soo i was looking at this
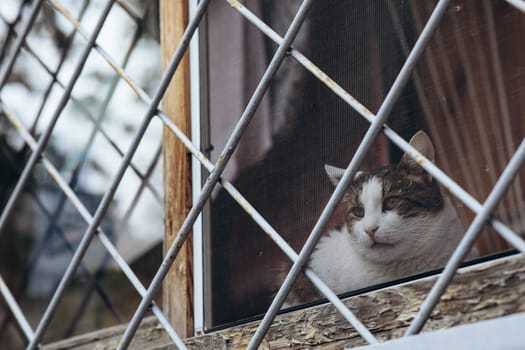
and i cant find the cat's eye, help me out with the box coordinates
[383,197,401,211]
[350,206,364,218]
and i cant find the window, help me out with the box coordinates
[0,0,524,348]
[194,0,525,334]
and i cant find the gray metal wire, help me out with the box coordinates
[1,2,120,336]
[0,275,34,341]
[29,0,89,134]
[0,0,523,349]
[0,0,181,345]
[0,0,45,89]
[23,0,209,345]
[232,0,525,257]
[0,0,116,237]
[231,0,524,346]
[117,0,314,347]
[24,0,162,202]
[247,0,454,347]
[405,139,525,335]
[3,88,171,347]
[505,0,525,12]
[1,0,364,348]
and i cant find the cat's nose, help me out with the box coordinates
[365,225,379,238]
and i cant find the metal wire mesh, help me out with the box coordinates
[0,0,168,347]
[0,0,524,349]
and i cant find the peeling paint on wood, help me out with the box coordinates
[44,255,525,349]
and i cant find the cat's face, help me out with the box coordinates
[342,167,443,263]
[326,131,445,263]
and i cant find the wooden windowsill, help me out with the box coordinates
[44,254,525,349]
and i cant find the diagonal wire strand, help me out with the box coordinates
[405,139,525,335]
[0,1,523,348]
[117,0,314,348]
[0,0,116,240]
[45,0,525,257]
[385,0,452,174]
[247,0,454,347]
[13,1,525,343]
[29,0,90,134]
[26,0,212,347]
[483,0,525,229]
[229,0,525,255]
[0,275,34,341]
[504,0,525,12]
[0,94,183,349]
[0,0,27,63]
[0,12,162,203]
[0,0,45,89]
[409,1,484,201]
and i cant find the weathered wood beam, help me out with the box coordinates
[43,254,525,349]
[160,0,193,338]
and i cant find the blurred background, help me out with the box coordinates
[0,0,164,347]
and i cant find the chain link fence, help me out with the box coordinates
[0,0,524,349]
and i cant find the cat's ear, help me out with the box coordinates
[325,164,363,186]
[398,131,435,181]
[325,164,345,186]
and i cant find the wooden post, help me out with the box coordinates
[160,0,193,338]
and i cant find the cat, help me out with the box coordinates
[284,131,477,305]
